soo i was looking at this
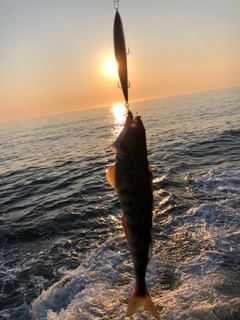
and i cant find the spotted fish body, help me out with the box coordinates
[107,111,161,319]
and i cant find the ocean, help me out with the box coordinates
[0,86,240,320]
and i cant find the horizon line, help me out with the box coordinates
[1,85,239,124]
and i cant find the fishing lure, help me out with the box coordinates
[113,1,130,109]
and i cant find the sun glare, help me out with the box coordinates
[112,103,126,137]
[105,58,118,75]
[112,103,126,124]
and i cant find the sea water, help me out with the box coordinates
[0,86,240,319]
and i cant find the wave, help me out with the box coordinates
[1,87,240,319]
[28,167,240,320]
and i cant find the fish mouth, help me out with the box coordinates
[127,111,141,121]
[112,109,143,156]
[127,111,133,120]
[127,111,141,128]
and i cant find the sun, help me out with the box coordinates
[105,57,118,75]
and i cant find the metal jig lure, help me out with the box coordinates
[113,1,130,110]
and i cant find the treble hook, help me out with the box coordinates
[117,81,130,89]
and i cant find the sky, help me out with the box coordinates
[0,0,240,122]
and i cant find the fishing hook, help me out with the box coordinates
[117,81,130,89]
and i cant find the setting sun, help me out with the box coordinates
[105,57,118,75]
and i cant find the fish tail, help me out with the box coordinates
[126,283,161,320]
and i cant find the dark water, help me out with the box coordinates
[0,87,240,319]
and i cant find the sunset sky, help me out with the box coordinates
[1,0,240,122]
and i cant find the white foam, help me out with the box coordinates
[31,232,240,319]
[186,167,240,199]
[31,236,131,319]
[31,167,240,319]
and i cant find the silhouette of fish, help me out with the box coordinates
[113,10,129,103]
[106,111,161,319]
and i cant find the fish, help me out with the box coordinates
[113,10,129,103]
[106,111,161,319]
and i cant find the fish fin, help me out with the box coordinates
[148,243,152,265]
[148,229,152,265]
[122,215,131,251]
[106,163,116,188]
[126,284,161,320]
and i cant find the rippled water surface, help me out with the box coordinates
[0,87,240,319]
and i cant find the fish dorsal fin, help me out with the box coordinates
[106,163,116,188]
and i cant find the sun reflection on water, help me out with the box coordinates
[112,103,126,124]
[112,103,127,137]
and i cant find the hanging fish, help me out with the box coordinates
[113,10,130,104]
[106,111,161,319]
